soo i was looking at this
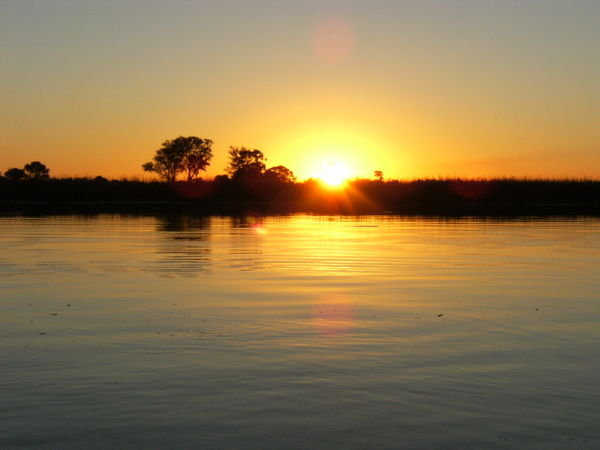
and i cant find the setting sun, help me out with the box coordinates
[316,161,352,187]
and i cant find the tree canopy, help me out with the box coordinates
[265,165,296,183]
[143,136,213,182]
[4,168,26,181]
[226,147,266,179]
[181,138,213,181]
[3,161,50,181]
[24,161,50,179]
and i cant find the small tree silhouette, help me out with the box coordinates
[181,138,213,181]
[24,161,50,179]
[374,170,384,182]
[143,136,212,182]
[4,168,27,181]
[265,165,296,183]
[226,147,266,178]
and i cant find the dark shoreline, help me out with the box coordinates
[2,178,600,217]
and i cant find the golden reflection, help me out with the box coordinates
[151,215,212,277]
[253,224,268,235]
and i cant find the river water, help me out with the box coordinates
[1,214,599,449]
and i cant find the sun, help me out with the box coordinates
[316,161,352,187]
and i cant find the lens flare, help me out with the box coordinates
[312,295,355,337]
[312,16,354,64]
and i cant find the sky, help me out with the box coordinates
[1,0,599,180]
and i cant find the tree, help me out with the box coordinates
[4,168,26,181]
[226,147,266,178]
[374,170,384,182]
[24,161,50,179]
[181,138,213,181]
[265,165,296,183]
[143,136,212,182]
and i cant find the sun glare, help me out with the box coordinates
[317,161,351,187]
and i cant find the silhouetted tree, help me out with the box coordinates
[226,147,266,178]
[24,161,50,179]
[374,170,384,182]
[4,168,26,181]
[181,138,213,181]
[143,136,212,182]
[265,165,296,183]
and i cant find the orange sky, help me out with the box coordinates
[1,1,599,180]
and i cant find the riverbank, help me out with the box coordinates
[2,178,599,216]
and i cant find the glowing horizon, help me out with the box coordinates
[2,1,600,180]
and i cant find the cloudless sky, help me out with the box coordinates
[1,0,599,179]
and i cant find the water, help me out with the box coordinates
[1,214,599,449]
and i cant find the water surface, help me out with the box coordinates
[1,215,599,449]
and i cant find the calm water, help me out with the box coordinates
[1,214,599,449]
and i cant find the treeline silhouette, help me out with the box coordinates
[2,137,600,215]
[2,176,600,215]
